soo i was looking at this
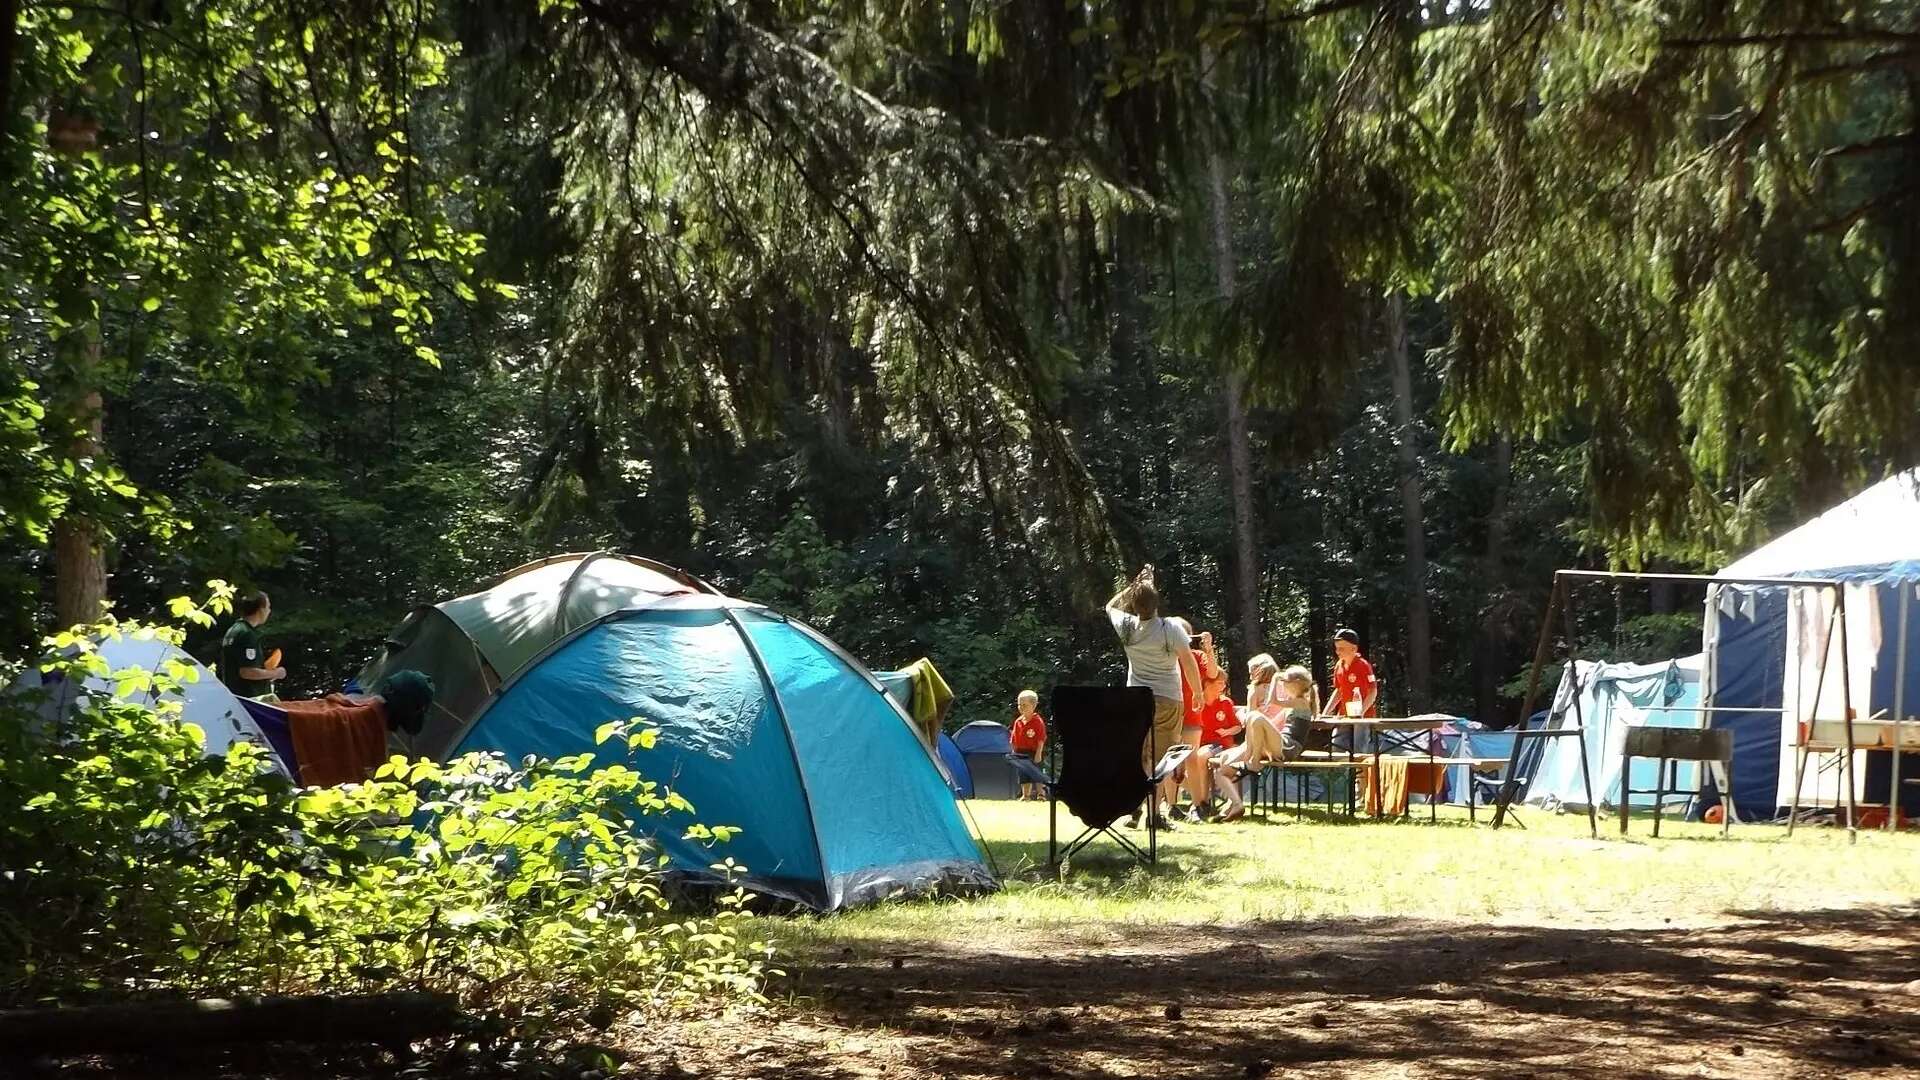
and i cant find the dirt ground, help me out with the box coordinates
[622,907,1920,1080]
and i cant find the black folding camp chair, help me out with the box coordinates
[1046,686,1189,866]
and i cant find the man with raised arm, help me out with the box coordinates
[1106,565,1203,830]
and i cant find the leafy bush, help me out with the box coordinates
[0,616,772,1033]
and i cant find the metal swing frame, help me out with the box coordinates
[1489,569,1863,843]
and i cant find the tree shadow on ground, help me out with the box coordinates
[669,905,1920,1080]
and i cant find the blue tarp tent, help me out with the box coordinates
[1705,470,1920,819]
[453,593,996,911]
[1523,656,1707,811]
[951,720,1020,799]
[1439,722,1518,806]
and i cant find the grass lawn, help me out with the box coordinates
[637,799,1920,1080]
[778,799,1920,953]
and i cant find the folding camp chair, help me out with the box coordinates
[1047,686,1189,866]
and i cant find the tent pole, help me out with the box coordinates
[1562,580,1599,839]
[1894,583,1910,833]
[1836,585,1859,844]
[1493,574,1562,828]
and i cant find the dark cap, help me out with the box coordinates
[1333,628,1360,645]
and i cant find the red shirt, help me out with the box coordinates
[1184,650,1224,726]
[1010,713,1047,751]
[1196,698,1238,748]
[1329,655,1379,718]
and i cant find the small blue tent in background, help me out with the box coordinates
[951,720,1021,799]
[453,593,995,911]
[1704,470,1920,820]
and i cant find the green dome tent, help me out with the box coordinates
[358,552,718,758]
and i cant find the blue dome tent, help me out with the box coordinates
[449,592,995,911]
[951,720,1021,799]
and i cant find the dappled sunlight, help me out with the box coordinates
[674,802,1920,1080]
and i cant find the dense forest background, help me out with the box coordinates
[6,1,1917,729]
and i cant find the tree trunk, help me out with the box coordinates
[1385,291,1430,712]
[49,109,108,628]
[1205,107,1263,674]
[0,0,20,143]
[0,993,464,1056]
[1649,576,1675,615]
[1474,435,1514,723]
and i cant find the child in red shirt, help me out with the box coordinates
[1180,631,1241,820]
[1010,689,1048,800]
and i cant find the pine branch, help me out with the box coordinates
[1817,130,1915,162]
[1811,186,1920,234]
[1796,49,1920,82]
[1663,27,1920,49]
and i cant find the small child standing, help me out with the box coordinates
[1010,689,1048,800]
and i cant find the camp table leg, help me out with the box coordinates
[1429,742,1438,824]
[1620,773,1631,835]
[1372,739,1383,818]
[1787,742,1811,835]
[1652,757,1668,838]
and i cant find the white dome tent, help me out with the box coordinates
[8,632,292,777]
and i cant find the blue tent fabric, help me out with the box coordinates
[1709,572,1920,817]
[1704,587,1791,818]
[239,698,301,780]
[951,721,1019,799]
[1706,468,1920,819]
[952,720,1012,755]
[875,670,913,714]
[936,732,972,798]
[1440,723,1517,805]
[1525,656,1707,810]
[455,600,995,911]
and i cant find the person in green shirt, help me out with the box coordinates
[218,591,286,699]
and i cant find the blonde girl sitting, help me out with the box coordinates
[1210,659,1317,820]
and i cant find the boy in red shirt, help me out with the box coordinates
[1010,689,1048,800]
[1323,627,1379,752]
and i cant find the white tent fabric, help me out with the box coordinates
[1721,468,1920,577]
[436,553,705,680]
[1778,585,1882,807]
[8,634,289,776]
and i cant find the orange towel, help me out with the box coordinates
[283,694,391,787]
[1362,758,1445,816]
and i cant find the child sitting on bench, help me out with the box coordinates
[1210,659,1317,820]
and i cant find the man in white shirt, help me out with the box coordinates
[1106,565,1203,829]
